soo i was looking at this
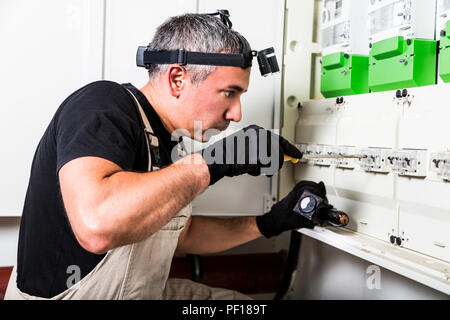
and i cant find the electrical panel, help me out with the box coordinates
[320,0,369,98]
[294,82,450,263]
[285,0,450,296]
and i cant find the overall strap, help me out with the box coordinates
[124,88,160,171]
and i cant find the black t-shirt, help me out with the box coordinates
[16,80,178,298]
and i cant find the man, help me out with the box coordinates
[5,12,327,300]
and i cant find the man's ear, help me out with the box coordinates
[168,64,188,98]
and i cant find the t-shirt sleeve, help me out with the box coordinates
[55,100,139,173]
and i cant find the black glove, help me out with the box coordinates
[256,180,327,238]
[200,125,303,185]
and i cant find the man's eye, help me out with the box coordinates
[224,91,234,97]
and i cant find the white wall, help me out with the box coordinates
[0,0,104,218]
[0,0,104,266]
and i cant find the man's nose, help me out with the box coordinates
[226,99,242,122]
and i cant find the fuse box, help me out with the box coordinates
[368,36,437,92]
[319,0,369,98]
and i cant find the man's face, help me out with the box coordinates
[178,66,251,141]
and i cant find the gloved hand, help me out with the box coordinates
[200,125,302,185]
[256,180,327,238]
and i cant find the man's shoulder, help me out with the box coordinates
[84,80,124,89]
[54,80,141,133]
[60,80,134,112]
[76,80,128,99]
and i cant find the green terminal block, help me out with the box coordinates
[320,52,369,98]
[439,20,450,82]
[368,36,437,92]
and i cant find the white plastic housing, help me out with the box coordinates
[354,147,391,173]
[367,0,436,43]
[437,0,450,38]
[429,152,450,181]
[320,0,370,55]
[385,149,428,177]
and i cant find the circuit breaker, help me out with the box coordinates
[320,0,369,98]
[321,52,369,97]
[367,0,437,92]
[368,36,437,92]
[429,152,450,181]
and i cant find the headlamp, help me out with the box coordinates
[136,10,280,77]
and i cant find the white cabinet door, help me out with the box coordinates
[0,0,104,216]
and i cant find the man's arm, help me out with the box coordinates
[175,180,330,255]
[175,216,263,256]
[58,153,209,254]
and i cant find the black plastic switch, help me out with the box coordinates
[390,235,396,244]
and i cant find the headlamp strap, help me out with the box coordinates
[141,48,253,68]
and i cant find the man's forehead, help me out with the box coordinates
[206,66,251,88]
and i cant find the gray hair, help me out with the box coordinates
[147,13,248,86]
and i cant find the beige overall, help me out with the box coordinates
[5,89,250,300]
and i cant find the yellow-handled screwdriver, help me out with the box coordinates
[284,154,368,163]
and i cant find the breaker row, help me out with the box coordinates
[296,143,450,180]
